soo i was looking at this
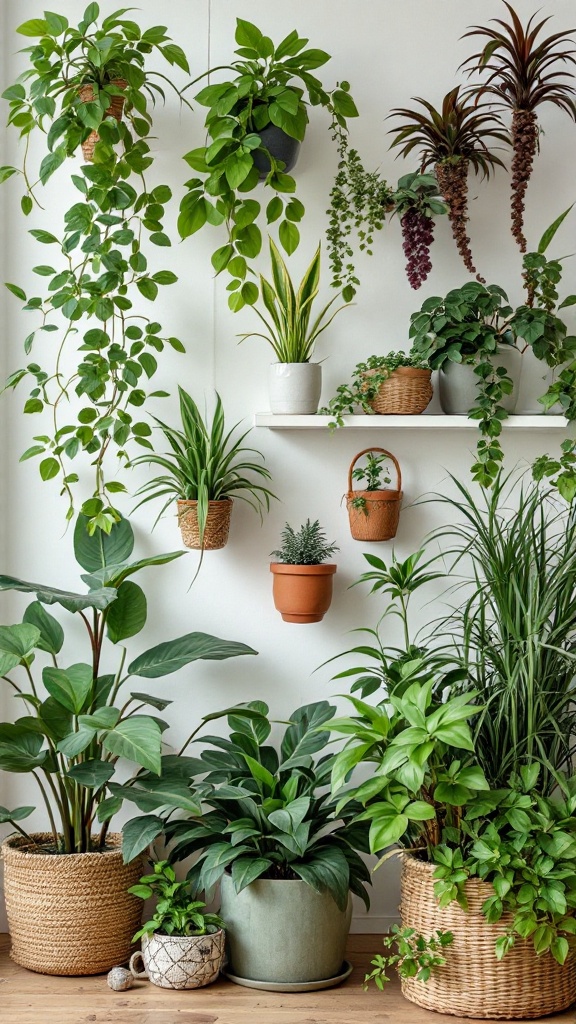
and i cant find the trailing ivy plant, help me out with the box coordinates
[0,5,191,532]
[319,349,429,428]
[177,18,358,312]
[363,926,454,991]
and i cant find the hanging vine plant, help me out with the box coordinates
[0,5,191,533]
[462,2,576,252]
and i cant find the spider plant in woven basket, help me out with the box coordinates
[388,86,508,279]
[237,238,350,362]
[132,388,276,549]
[462,2,576,252]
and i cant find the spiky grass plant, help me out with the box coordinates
[463,3,576,252]
[271,519,338,565]
[389,86,507,278]
[427,472,576,795]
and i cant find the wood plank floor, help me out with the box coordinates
[0,934,574,1024]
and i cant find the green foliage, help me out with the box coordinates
[179,19,357,310]
[363,925,454,990]
[132,389,275,548]
[319,350,429,427]
[129,860,225,940]
[0,515,256,854]
[237,239,349,362]
[1,5,189,531]
[271,519,338,565]
[351,453,392,493]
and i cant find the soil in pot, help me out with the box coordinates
[270,562,336,623]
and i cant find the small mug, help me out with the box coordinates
[129,950,149,980]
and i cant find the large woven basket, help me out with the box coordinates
[346,447,403,542]
[366,366,432,415]
[400,855,576,1019]
[2,833,142,976]
[177,498,233,550]
[79,79,127,161]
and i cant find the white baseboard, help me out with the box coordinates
[351,913,399,934]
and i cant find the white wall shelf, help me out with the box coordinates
[254,413,569,430]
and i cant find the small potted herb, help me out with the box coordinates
[129,861,225,990]
[320,350,431,427]
[238,239,350,414]
[270,519,338,623]
[346,448,403,542]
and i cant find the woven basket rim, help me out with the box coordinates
[364,365,432,378]
[2,831,124,861]
[177,496,233,505]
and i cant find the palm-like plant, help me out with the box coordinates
[389,86,507,277]
[132,389,275,547]
[462,2,576,251]
[238,239,349,362]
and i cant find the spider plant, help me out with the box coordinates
[237,238,350,363]
[462,2,576,251]
[388,86,507,277]
[426,471,576,795]
[132,388,276,548]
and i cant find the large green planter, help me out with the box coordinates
[219,874,352,985]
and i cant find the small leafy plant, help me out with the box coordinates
[363,925,454,990]
[320,350,429,428]
[129,860,225,940]
[350,453,392,514]
[271,519,339,564]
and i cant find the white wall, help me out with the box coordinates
[1,0,575,935]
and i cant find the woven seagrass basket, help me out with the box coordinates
[400,855,576,1019]
[79,79,127,161]
[346,448,403,542]
[177,498,233,550]
[366,366,432,415]
[2,833,142,976]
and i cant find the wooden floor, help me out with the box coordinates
[1,933,574,1024]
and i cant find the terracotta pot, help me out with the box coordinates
[2,833,142,976]
[270,562,336,623]
[177,498,232,550]
[129,929,225,989]
[346,448,403,542]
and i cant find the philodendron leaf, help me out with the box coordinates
[231,856,273,892]
[0,724,47,772]
[0,804,35,823]
[66,759,114,789]
[128,633,257,678]
[0,623,41,674]
[23,602,63,655]
[74,513,134,572]
[103,716,162,774]
[106,580,147,643]
[122,814,164,863]
[0,574,117,613]
[110,778,202,815]
[81,551,185,590]
[57,724,97,758]
[43,663,93,715]
[292,846,350,911]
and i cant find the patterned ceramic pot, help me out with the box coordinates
[130,929,225,990]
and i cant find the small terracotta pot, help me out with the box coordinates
[270,563,336,623]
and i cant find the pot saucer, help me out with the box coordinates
[221,959,353,992]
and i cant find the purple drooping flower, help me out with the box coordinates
[400,207,434,289]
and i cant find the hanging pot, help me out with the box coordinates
[365,366,433,415]
[252,125,301,179]
[346,447,403,542]
[177,498,232,550]
[268,362,322,414]
[78,79,127,162]
[270,562,336,623]
[129,929,225,989]
[439,345,521,416]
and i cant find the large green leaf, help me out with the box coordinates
[0,724,47,772]
[231,856,273,892]
[81,551,185,590]
[110,778,202,815]
[0,804,35,823]
[122,814,164,863]
[292,846,350,911]
[103,716,162,773]
[128,633,257,678]
[0,574,117,613]
[57,724,96,758]
[43,663,93,715]
[106,580,147,643]
[66,759,114,789]
[23,602,64,655]
[130,692,173,712]
[74,513,134,572]
[281,701,334,765]
[38,697,72,741]
[0,624,41,675]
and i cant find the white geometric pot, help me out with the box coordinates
[439,345,521,416]
[268,362,322,414]
[129,929,225,989]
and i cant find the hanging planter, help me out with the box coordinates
[177,498,233,551]
[252,124,301,179]
[346,448,403,542]
[79,79,127,161]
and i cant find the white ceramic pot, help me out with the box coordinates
[268,362,322,414]
[130,929,225,989]
[516,348,564,415]
[439,345,521,416]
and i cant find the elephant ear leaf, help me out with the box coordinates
[74,513,134,572]
[23,602,64,655]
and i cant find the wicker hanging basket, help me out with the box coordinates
[177,498,233,550]
[2,833,142,976]
[346,447,403,542]
[79,79,127,162]
[400,855,576,1019]
[365,366,433,415]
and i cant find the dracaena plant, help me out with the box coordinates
[388,86,508,278]
[178,18,358,312]
[0,4,191,533]
[120,701,372,911]
[0,514,255,856]
[462,2,576,251]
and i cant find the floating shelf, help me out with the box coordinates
[254,413,569,430]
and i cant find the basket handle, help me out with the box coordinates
[347,447,402,493]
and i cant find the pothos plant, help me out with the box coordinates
[178,18,358,312]
[0,5,192,532]
[320,349,429,428]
